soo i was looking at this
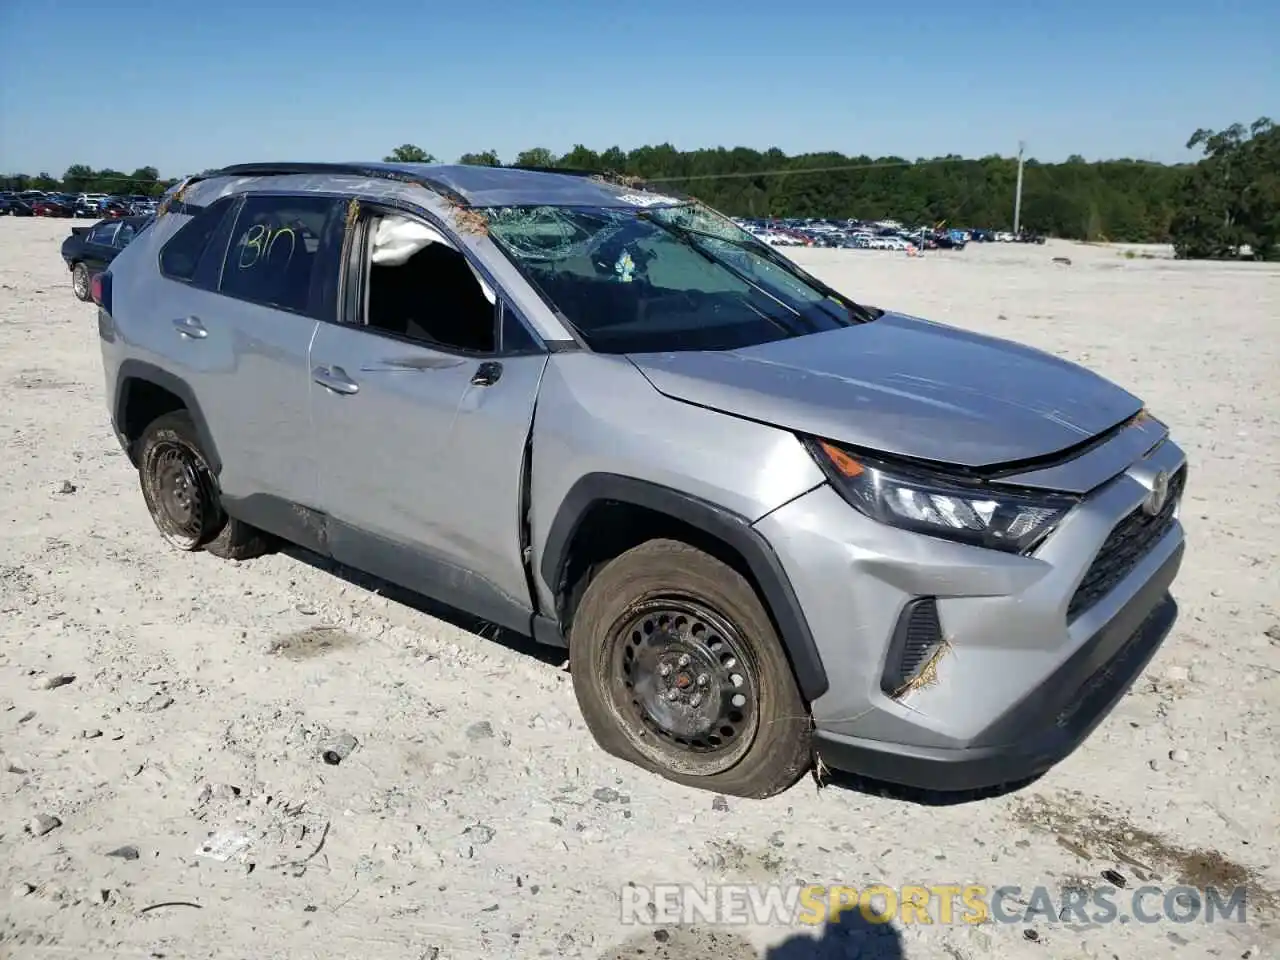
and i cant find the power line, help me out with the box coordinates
[3,175,176,186]
[645,156,993,184]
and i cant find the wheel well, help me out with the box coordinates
[120,378,186,460]
[556,501,760,639]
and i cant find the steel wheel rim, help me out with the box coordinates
[605,597,760,775]
[150,442,208,542]
[73,267,88,298]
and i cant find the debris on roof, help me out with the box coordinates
[589,170,648,190]
[446,199,490,236]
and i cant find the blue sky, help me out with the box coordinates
[1,0,1276,178]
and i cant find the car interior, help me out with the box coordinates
[362,214,497,354]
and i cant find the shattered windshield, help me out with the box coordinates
[485,203,868,353]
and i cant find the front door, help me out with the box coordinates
[308,207,548,632]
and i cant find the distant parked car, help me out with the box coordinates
[100,199,134,219]
[61,215,151,301]
[0,194,35,216]
[32,197,74,217]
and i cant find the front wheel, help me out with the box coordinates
[569,539,811,798]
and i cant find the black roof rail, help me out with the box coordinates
[193,162,471,206]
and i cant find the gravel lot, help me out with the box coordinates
[1,216,1277,960]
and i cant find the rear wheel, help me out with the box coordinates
[71,263,90,301]
[569,539,811,798]
[136,411,274,559]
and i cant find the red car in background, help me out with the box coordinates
[100,199,134,219]
[32,197,74,217]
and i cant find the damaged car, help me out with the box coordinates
[92,162,1187,798]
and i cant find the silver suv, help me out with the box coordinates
[93,163,1187,799]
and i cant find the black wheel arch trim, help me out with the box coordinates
[541,473,830,701]
[113,360,222,475]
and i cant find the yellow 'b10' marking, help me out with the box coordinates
[238,224,296,269]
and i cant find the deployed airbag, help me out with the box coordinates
[370,214,495,304]
[372,215,451,265]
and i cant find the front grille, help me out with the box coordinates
[1067,467,1184,622]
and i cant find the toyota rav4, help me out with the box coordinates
[92,162,1187,798]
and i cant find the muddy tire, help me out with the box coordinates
[136,411,273,559]
[203,516,275,560]
[71,263,90,302]
[569,538,811,798]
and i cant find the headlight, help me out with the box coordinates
[803,438,1077,554]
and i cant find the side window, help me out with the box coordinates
[116,223,137,247]
[219,194,340,316]
[360,211,498,353]
[89,223,119,246]
[159,196,237,282]
[500,303,543,354]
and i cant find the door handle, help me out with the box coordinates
[471,361,503,386]
[173,316,207,339]
[312,365,359,395]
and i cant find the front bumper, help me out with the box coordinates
[754,437,1186,791]
[811,549,1179,790]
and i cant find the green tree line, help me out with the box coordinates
[1,164,171,198]
[1168,118,1278,260]
[4,119,1274,258]
[384,142,1189,242]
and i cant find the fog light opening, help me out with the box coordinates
[882,596,952,699]
[889,637,952,700]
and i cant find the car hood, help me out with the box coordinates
[626,312,1143,470]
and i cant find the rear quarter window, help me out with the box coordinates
[158,196,238,283]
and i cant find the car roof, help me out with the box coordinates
[205,161,688,209]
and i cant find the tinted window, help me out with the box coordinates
[88,223,119,246]
[159,197,236,282]
[219,195,339,316]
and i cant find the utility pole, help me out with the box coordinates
[1013,140,1025,235]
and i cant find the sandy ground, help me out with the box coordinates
[1,216,1277,960]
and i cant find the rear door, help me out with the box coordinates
[204,193,344,513]
[147,192,343,516]
[307,206,548,631]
